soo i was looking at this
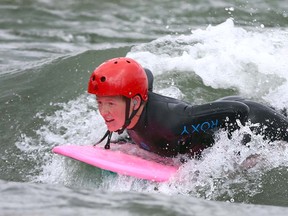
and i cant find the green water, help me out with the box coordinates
[1,0,288,215]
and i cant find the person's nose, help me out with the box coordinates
[99,104,110,116]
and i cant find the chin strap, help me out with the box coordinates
[93,130,112,149]
[94,97,142,149]
[116,98,140,134]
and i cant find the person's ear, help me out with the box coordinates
[132,96,141,110]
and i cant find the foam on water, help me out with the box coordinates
[16,93,288,203]
[15,20,288,203]
[98,127,288,202]
[15,94,106,184]
[128,19,288,109]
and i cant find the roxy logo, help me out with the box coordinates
[181,119,219,135]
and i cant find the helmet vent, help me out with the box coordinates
[114,61,118,64]
[126,60,131,63]
[92,75,95,81]
[100,76,106,82]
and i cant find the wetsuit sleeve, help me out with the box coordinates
[217,96,288,142]
[171,100,249,127]
[170,100,250,155]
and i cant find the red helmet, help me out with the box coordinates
[88,57,148,101]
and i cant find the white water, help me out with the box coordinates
[15,19,288,202]
[128,19,288,109]
[24,93,288,201]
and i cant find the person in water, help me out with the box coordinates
[88,57,288,158]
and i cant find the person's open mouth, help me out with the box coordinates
[105,119,114,123]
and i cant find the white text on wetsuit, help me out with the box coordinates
[181,119,219,135]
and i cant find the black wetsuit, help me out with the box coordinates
[127,92,288,157]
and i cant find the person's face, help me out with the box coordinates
[96,96,126,132]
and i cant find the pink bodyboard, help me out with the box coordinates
[52,145,179,182]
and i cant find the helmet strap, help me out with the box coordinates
[93,129,112,149]
[117,97,141,134]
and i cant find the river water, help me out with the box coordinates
[1,0,288,215]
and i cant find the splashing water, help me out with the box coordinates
[128,19,288,108]
[14,20,288,204]
[14,92,288,204]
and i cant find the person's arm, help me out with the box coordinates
[170,100,250,156]
[179,100,250,129]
